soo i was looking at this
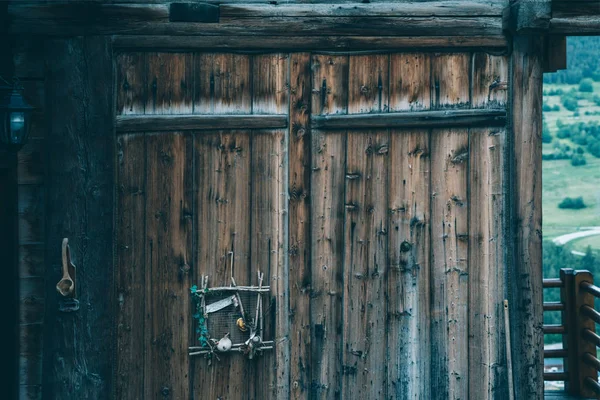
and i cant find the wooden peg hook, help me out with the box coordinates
[56,238,76,297]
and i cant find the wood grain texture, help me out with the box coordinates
[430,128,469,400]
[288,52,312,400]
[387,129,431,400]
[432,54,471,109]
[389,54,431,112]
[116,52,146,115]
[468,127,508,400]
[311,54,349,116]
[116,134,146,400]
[144,133,192,399]
[114,35,508,52]
[116,114,288,133]
[192,131,252,400]
[509,35,544,400]
[347,54,389,114]
[146,53,193,114]
[471,54,508,109]
[43,36,114,400]
[341,130,388,400]
[253,54,289,114]
[194,53,251,114]
[251,130,288,399]
[310,129,346,400]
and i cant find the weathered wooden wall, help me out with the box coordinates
[115,51,509,399]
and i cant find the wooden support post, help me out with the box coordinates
[43,37,115,399]
[508,34,545,400]
[543,36,567,73]
[561,269,578,391]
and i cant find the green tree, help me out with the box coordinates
[579,78,594,93]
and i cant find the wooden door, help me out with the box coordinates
[115,51,509,400]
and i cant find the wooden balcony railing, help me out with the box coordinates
[543,269,600,398]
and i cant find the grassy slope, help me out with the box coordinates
[543,82,600,252]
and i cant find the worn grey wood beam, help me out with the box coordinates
[549,17,600,35]
[552,0,600,18]
[8,3,504,37]
[311,109,506,130]
[503,0,551,34]
[115,114,288,133]
[219,2,504,18]
[113,34,508,51]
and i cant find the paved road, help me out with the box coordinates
[552,227,600,246]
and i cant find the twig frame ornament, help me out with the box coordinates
[189,260,272,364]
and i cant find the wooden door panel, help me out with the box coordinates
[115,51,508,400]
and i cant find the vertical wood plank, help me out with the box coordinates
[389,54,431,112]
[193,53,251,114]
[43,36,114,400]
[253,54,289,114]
[387,129,431,400]
[430,128,469,400]
[289,52,312,400]
[251,130,288,399]
[341,130,388,400]
[472,54,508,109]
[347,54,389,114]
[509,36,544,400]
[116,52,146,115]
[432,54,471,109]
[144,133,192,400]
[192,131,252,400]
[311,54,348,115]
[310,129,345,400]
[468,127,508,400]
[146,53,193,114]
[116,134,146,400]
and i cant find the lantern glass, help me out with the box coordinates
[0,87,34,149]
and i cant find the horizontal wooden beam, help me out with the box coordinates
[113,34,508,51]
[8,3,505,37]
[550,17,600,35]
[311,109,506,130]
[116,114,288,133]
[219,2,503,18]
[552,0,600,19]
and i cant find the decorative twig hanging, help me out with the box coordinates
[189,253,272,363]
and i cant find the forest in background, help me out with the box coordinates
[543,37,600,335]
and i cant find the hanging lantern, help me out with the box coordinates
[0,79,34,150]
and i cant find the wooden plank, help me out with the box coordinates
[43,37,114,400]
[8,4,505,37]
[432,54,471,109]
[20,278,44,325]
[387,129,431,400]
[288,52,311,400]
[220,3,504,18]
[311,54,348,115]
[310,130,345,400]
[192,131,252,400]
[145,53,193,114]
[144,133,192,399]
[430,128,469,400]
[18,138,44,185]
[116,114,288,133]
[468,127,508,400]
[552,0,600,18]
[471,54,508,109]
[543,36,567,73]
[312,109,506,130]
[389,54,431,112]
[19,355,42,386]
[509,35,544,400]
[116,134,146,400]
[113,35,509,51]
[193,53,251,114]
[17,184,44,246]
[13,38,45,79]
[549,17,600,35]
[347,54,389,114]
[19,244,45,278]
[341,129,388,400]
[253,54,289,114]
[116,52,146,115]
[251,130,288,399]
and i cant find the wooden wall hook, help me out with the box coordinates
[56,238,76,297]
